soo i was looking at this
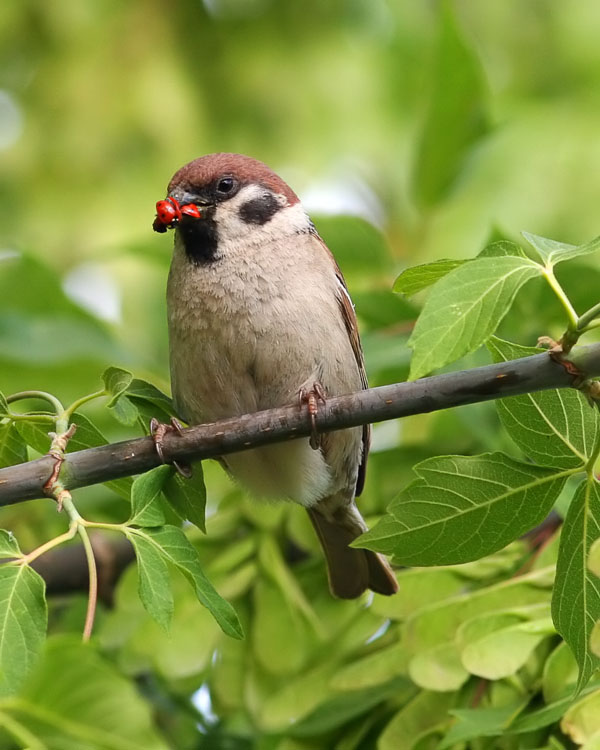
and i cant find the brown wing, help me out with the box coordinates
[315,234,370,497]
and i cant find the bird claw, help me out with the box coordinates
[299,382,327,450]
[149,417,193,478]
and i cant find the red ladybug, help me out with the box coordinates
[153,197,181,233]
[180,204,202,219]
[153,197,202,232]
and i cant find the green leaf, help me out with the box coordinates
[14,419,53,454]
[0,253,124,366]
[256,662,338,732]
[211,630,246,712]
[543,642,579,703]
[392,243,527,300]
[456,611,523,651]
[215,561,257,601]
[411,3,490,208]
[16,412,132,500]
[488,337,598,468]
[478,240,528,259]
[144,593,222,681]
[0,711,45,750]
[589,538,600,578]
[328,709,382,750]
[460,617,555,679]
[521,232,574,264]
[0,422,27,468]
[408,256,541,379]
[133,401,174,437]
[408,641,469,691]
[102,366,134,406]
[0,391,8,417]
[13,635,168,748]
[313,215,391,276]
[129,533,173,630]
[438,701,530,749]
[289,677,412,738]
[552,477,600,691]
[510,682,600,733]
[353,289,417,328]
[126,378,174,415]
[354,453,567,565]
[0,564,47,696]
[378,690,456,750]
[0,530,22,559]
[109,394,139,426]
[523,231,600,267]
[133,526,243,639]
[162,468,206,532]
[592,621,600,658]
[393,260,464,297]
[99,565,221,680]
[68,412,118,456]
[403,567,553,656]
[561,688,600,744]
[370,568,464,621]
[129,466,169,526]
[448,541,527,580]
[252,578,311,675]
[257,535,321,633]
[330,641,409,690]
[362,330,412,382]
[103,366,139,426]
[209,535,256,576]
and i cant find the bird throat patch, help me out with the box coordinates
[178,214,219,264]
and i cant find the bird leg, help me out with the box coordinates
[298,382,327,450]
[149,417,193,478]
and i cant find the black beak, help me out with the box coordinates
[168,189,212,207]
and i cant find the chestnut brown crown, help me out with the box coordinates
[167,153,299,206]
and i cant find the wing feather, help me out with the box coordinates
[315,233,370,497]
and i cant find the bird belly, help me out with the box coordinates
[167,239,362,507]
[170,325,339,504]
[223,441,333,507]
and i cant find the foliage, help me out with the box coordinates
[3,1,600,748]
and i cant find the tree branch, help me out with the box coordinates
[2,345,600,507]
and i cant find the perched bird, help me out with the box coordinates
[154,153,397,599]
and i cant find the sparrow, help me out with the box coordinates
[155,152,398,599]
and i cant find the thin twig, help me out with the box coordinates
[20,528,77,565]
[58,496,98,640]
[77,524,98,642]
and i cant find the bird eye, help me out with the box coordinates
[216,177,236,195]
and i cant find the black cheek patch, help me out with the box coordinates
[179,215,219,264]
[239,193,281,225]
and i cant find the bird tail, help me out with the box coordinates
[307,504,398,599]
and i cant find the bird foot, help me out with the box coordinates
[149,417,193,478]
[299,382,327,450]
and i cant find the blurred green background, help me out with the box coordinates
[2,1,600,747]
[4,0,600,400]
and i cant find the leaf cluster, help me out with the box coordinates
[4,2,600,747]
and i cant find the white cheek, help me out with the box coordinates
[214,185,311,246]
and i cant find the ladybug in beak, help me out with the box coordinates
[153,197,202,233]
